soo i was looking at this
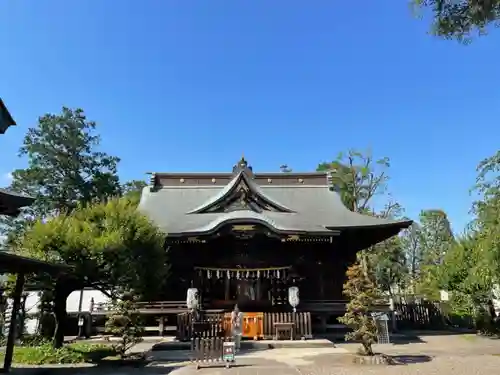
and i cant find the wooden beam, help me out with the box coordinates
[2,272,25,373]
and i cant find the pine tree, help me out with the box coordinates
[339,262,380,356]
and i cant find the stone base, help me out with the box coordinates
[351,354,395,365]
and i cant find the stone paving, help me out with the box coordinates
[8,333,500,375]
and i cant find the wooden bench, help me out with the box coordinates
[273,322,295,340]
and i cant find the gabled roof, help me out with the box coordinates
[187,170,295,214]
[138,159,412,237]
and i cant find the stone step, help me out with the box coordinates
[151,338,336,351]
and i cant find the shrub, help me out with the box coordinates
[105,291,144,358]
[0,343,114,365]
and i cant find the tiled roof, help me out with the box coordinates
[138,170,411,236]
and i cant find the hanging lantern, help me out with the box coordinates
[186,288,199,310]
[288,286,300,312]
[257,270,260,278]
[216,269,220,279]
[227,270,230,279]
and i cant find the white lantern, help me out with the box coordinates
[186,288,199,310]
[288,286,300,312]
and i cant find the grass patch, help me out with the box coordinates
[0,342,116,365]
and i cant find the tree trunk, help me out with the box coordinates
[52,283,72,349]
[362,341,374,356]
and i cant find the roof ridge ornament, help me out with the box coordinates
[232,155,253,177]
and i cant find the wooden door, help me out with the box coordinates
[242,312,264,340]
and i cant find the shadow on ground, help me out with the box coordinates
[391,354,433,365]
[388,333,426,345]
[398,329,476,337]
[11,366,182,375]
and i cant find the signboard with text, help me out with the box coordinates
[223,341,235,362]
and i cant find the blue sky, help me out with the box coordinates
[0,0,498,233]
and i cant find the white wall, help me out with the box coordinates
[22,289,111,334]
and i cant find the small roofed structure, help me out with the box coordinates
[138,157,412,338]
[0,253,69,373]
[0,188,34,217]
[0,102,71,373]
[0,99,16,134]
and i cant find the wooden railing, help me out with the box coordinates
[300,300,390,313]
[176,311,312,341]
[300,300,348,312]
[90,300,187,314]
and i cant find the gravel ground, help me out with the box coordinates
[296,333,500,375]
[7,333,500,375]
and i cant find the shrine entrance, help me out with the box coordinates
[196,266,292,311]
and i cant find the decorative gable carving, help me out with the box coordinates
[202,179,284,213]
[186,157,296,215]
[191,173,293,214]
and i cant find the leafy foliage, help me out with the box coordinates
[317,149,390,213]
[105,291,144,358]
[121,179,148,206]
[339,262,380,356]
[414,0,500,41]
[416,209,455,298]
[318,150,409,295]
[0,107,122,250]
[11,107,121,215]
[12,197,168,347]
[16,198,168,299]
[0,342,115,365]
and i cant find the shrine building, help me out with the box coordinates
[137,157,411,338]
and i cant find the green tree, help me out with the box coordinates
[368,204,409,296]
[317,149,390,213]
[121,179,147,205]
[339,262,380,356]
[417,209,455,298]
[473,150,500,276]
[1,107,122,250]
[318,150,409,294]
[11,107,121,215]
[400,222,424,292]
[13,198,168,348]
[414,0,500,40]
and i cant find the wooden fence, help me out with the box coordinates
[263,312,312,339]
[177,311,312,340]
[393,301,449,330]
[190,337,227,367]
[176,311,225,341]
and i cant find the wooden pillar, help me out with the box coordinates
[158,316,165,336]
[256,277,261,301]
[318,261,325,299]
[225,277,230,301]
[2,272,25,373]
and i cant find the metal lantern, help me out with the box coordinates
[186,288,199,310]
[288,286,300,312]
